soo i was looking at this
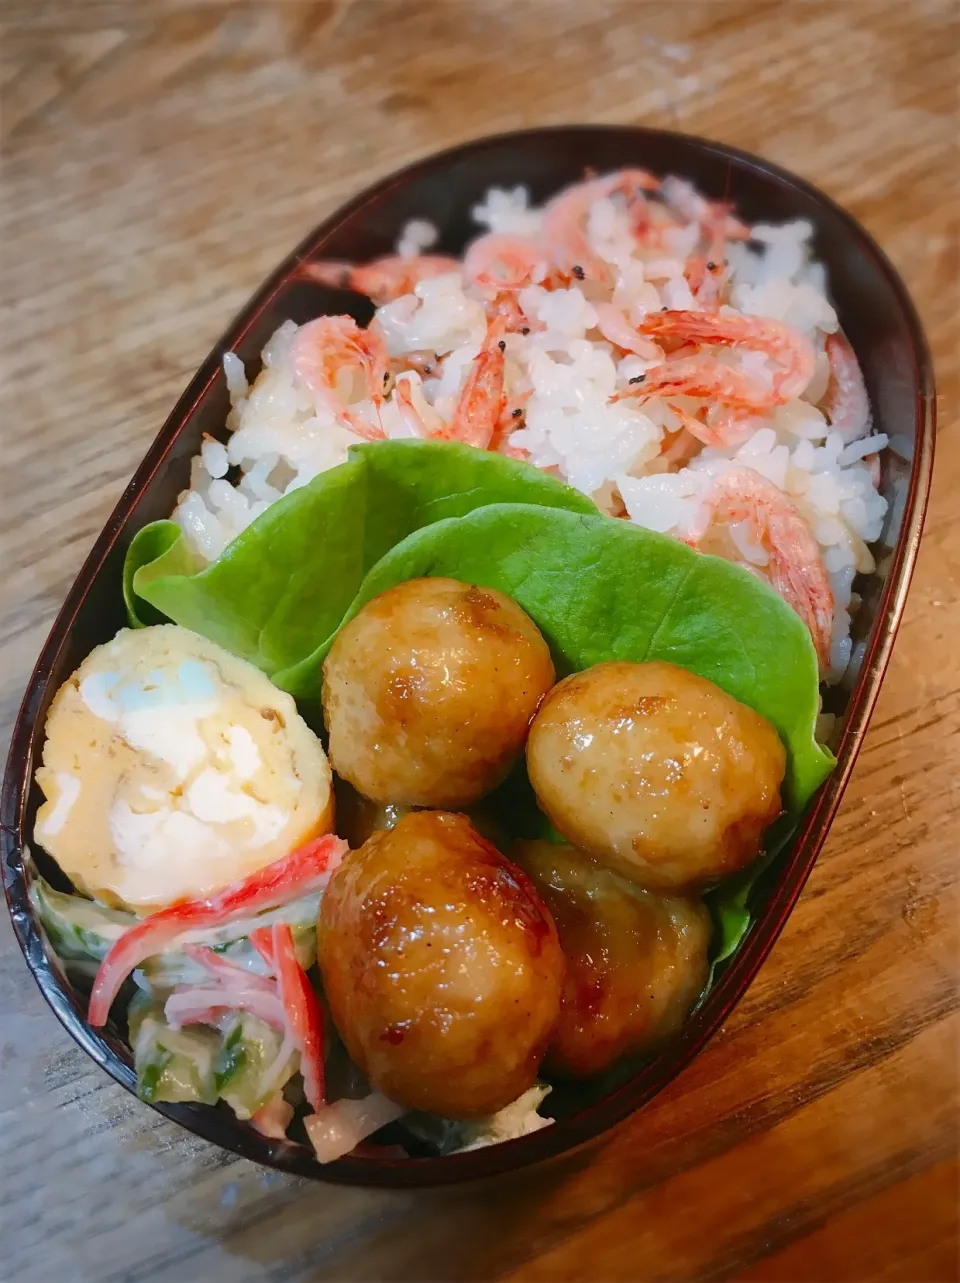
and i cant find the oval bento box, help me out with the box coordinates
[1,127,936,1187]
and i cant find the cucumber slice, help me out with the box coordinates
[128,994,219,1105]
[30,877,134,961]
[213,1011,297,1120]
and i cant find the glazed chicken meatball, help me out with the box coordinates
[322,577,554,808]
[514,841,711,1078]
[317,811,564,1118]
[526,660,785,890]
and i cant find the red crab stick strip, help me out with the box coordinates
[88,834,347,1027]
[251,922,327,1111]
[184,944,279,992]
[164,945,288,1029]
[249,926,276,968]
[164,985,287,1032]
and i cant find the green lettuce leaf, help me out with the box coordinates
[123,520,199,627]
[125,440,595,695]
[700,815,800,990]
[333,504,834,808]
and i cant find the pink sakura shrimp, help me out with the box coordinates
[392,373,446,437]
[543,168,662,284]
[700,201,750,270]
[687,466,834,665]
[593,302,664,362]
[657,425,703,470]
[640,309,817,403]
[682,206,745,307]
[433,316,508,449]
[463,233,548,333]
[616,352,790,451]
[490,291,532,332]
[291,315,389,441]
[397,315,510,451]
[300,254,461,305]
[821,332,871,443]
[388,322,519,451]
[396,351,441,379]
[463,232,546,294]
[615,354,779,448]
[678,201,746,307]
[496,438,529,462]
[683,256,725,308]
[490,389,531,460]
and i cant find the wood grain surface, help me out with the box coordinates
[1,2,957,1280]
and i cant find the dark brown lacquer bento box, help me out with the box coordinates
[1,127,935,1187]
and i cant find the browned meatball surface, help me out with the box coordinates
[317,811,564,1118]
[322,577,555,808]
[526,660,786,890]
[515,841,711,1078]
[332,776,409,851]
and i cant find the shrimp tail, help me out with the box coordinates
[821,332,871,443]
[689,466,834,665]
[299,261,357,290]
[593,303,664,361]
[342,412,386,442]
[393,374,446,437]
[437,318,507,449]
[300,255,460,305]
[292,314,389,439]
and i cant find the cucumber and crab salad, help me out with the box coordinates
[128,994,221,1106]
[30,875,319,984]
[129,996,299,1118]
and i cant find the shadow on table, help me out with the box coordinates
[161,1133,606,1282]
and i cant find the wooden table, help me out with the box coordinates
[2,2,957,1279]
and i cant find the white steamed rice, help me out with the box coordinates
[172,177,889,684]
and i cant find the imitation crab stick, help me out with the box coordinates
[251,922,327,1110]
[164,985,287,1033]
[88,834,346,1027]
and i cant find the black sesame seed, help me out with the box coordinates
[521,326,531,335]
[661,305,668,311]
[572,264,585,280]
[497,339,506,351]
[512,407,523,418]
[706,261,717,271]
[629,374,646,385]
